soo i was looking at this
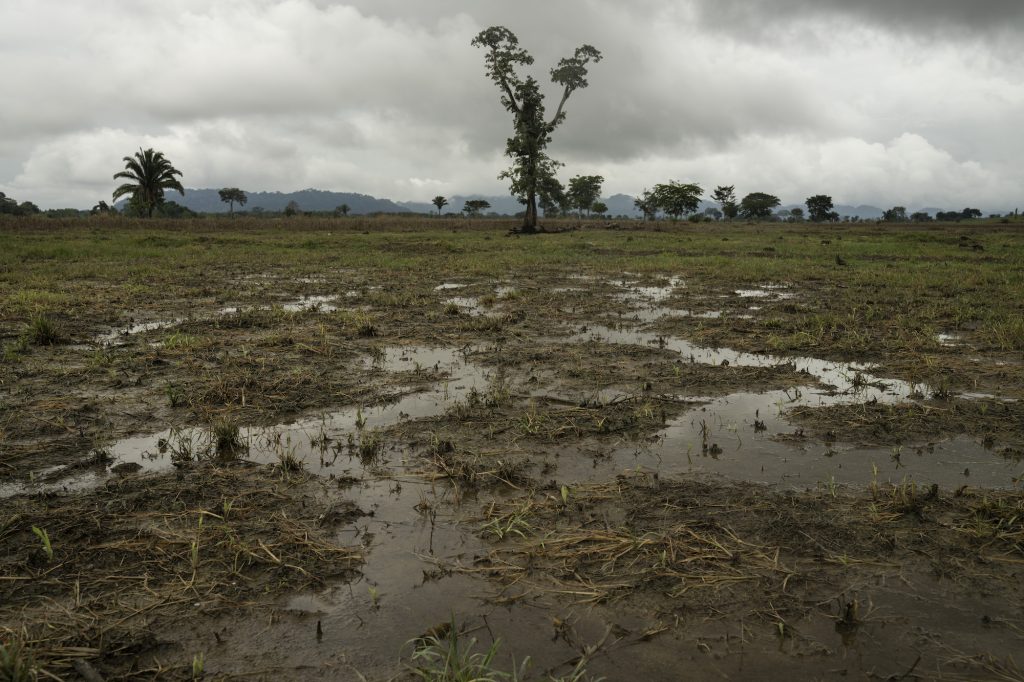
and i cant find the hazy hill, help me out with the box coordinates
[153,188,411,214]
[398,195,524,215]
[128,187,1002,220]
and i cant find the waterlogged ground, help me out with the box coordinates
[1,218,1023,680]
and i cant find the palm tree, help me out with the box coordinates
[432,195,448,216]
[112,148,185,218]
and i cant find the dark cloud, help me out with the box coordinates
[1,0,1021,210]
[690,0,1024,42]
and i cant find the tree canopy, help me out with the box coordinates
[432,196,449,215]
[567,175,604,216]
[472,26,601,232]
[805,195,834,222]
[739,192,781,219]
[218,188,247,214]
[652,181,703,219]
[634,189,658,221]
[883,206,908,222]
[711,185,738,220]
[0,192,41,216]
[112,148,184,218]
[462,199,492,217]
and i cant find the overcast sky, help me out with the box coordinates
[2,0,1022,210]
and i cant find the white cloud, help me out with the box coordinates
[594,133,1014,209]
[1,0,1022,210]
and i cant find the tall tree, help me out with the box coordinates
[218,187,247,214]
[462,199,491,217]
[335,203,350,217]
[567,175,604,216]
[112,148,184,218]
[711,185,738,220]
[634,189,658,221]
[805,194,834,222]
[432,195,449,216]
[537,175,566,217]
[472,27,601,233]
[652,181,703,219]
[739,192,781,219]
[883,206,908,222]
[591,201,608,217]
[0,192,18,214]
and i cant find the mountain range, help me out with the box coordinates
[156,188,1002,220]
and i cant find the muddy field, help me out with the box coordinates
[1,216,1023,680]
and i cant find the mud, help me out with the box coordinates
[2,222,1022,680]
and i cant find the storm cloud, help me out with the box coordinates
[1,0,1021,210]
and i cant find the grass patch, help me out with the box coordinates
[25,314,61,346]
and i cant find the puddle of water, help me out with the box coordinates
[619,308,722,324]
[2,346,492,499]
[937,332,963,347]
[281,295,338,312]
[35,348,490,489]
[562,319,1021,489]
[570,323,909,399]
[612,276,684,305]
[434,283,466,291]
[556,393,1019,490]
[96,293,341,345]
[443,296,487,316]
[735,286,794,300]
[95,319,184,346]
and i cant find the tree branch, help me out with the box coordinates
[493,56,521,114]
[547,85,572,130]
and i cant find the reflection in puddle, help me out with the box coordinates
[563,277,1022,489]
[1,347,491,498]
[612,276,684,304]
[78,348,486,481]
[282,294,338,312]
[444,296,487,316]
[621,308,721,323]
[96,319,184,346]
[735,285,794,300]
[96,294,341,345]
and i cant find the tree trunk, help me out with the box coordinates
[521,192,538,233]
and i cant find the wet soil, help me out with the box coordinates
[1,220,1022,680]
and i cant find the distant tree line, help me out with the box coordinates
[0,141,1014,224]
[0,192,41,216]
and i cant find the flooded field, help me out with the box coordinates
[1,217,1022,680]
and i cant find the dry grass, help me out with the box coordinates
[467,472,1024,613]
[0,466,362,679]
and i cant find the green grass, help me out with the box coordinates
[25,314,61,345]
[0,638,36,682]
[2,216,1021,358]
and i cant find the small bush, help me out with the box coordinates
[26,314,61,345]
